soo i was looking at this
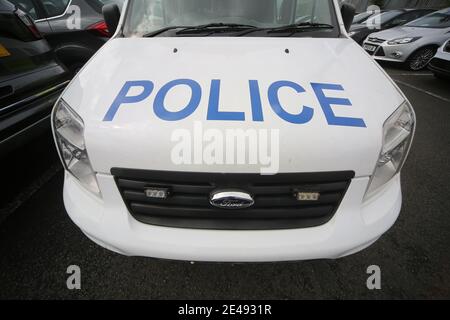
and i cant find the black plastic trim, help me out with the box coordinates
[112,168,354,230]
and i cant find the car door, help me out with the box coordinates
[6,0,52,33]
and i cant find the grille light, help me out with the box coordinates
[145,188,170,199]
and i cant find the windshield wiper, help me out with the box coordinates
[143,26,190,37]
[175,23,257,35]
[236,22,335,36]
[266,22,334,33]
[143,22,332,38]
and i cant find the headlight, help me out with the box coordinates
[387,37,421,45]
[52,99,101,196]
[348,31,357,37]
[364,101,415,199]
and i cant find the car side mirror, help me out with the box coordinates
[341,3,356,32]
[102,3,120,36]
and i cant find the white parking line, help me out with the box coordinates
[388,72,433,76]
[395,73,434,76]
[394,79,450,103]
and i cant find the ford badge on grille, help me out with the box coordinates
[210,190,254,209]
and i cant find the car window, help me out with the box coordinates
[366,10,402,25]
[85,0,124,13]
[406,9,450,28]
[390,11,428,26]
[97,0,124,5]
[41,0,70,17]
[8,0,39,19]
[353,11,373,24]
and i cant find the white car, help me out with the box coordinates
[428,39,450,78]
[363,8,450,70]
[52,0,415,262]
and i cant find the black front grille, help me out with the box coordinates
[112,168,354,230]
[375,46,385,57]
[364,44,379,56]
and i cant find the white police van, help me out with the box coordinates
[52,0,415,262]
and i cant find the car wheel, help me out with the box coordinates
[407,47,437,71]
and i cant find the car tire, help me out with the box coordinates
[406,47,437,71]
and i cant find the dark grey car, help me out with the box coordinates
[7,0,123,73]
[0,0,70,155]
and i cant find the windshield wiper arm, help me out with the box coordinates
[143,22,332,38]
[176,23,257,35]
[236,22,335,36]
[267,22,334,33]
[143,26,190,37]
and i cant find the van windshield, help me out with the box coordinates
[123,0,338,37]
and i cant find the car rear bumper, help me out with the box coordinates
[63,172,402,262]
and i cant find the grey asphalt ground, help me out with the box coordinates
[0,66,449,300]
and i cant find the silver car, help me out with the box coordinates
[362,7,450,70]
[428,39,450,79]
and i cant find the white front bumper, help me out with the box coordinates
[364,41,414,63]
[63,172,402,262]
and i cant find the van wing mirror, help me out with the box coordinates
[341,3,356,32]
[102,3,121,36]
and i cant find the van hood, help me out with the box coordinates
[62,37,406,176]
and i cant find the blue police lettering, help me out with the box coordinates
[154,79,202,121]
[207,79,245,121]
[249,80,264,122]
[311,83,366,128]
[268,80,314,124]
[103,80,153,121]
[103,79,366,128]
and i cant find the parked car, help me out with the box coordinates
[428,39,450,78]
[349,9,434,45]
[7,0,123,74]
[51,0,416,262]
[362,8,450,70]
[0,0,70,155]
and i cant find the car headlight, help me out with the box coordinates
[52,99,101,196]
[364,101,415,199]
[387,37,421,45]
[348,31,357,37]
